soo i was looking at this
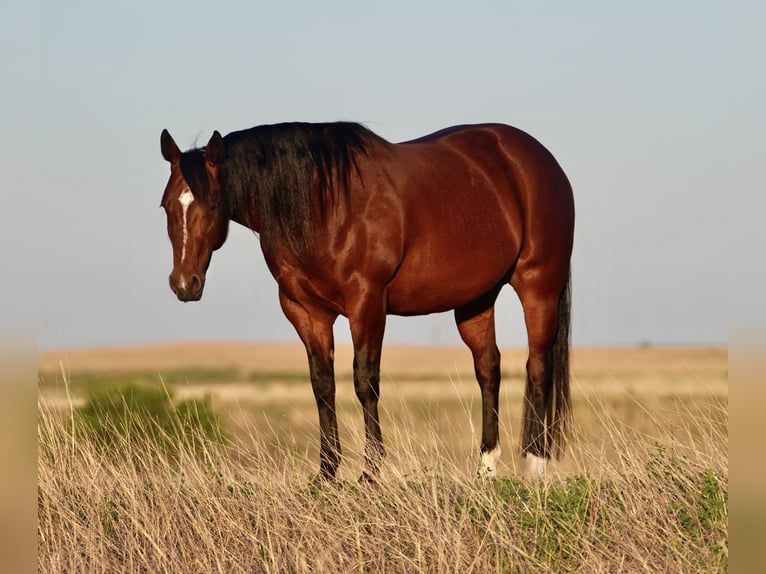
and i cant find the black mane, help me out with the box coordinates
[219,122,383,261]
[178,149,209,198]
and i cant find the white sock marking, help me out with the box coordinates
[178,188,195,263]
[479,445,501,480]
[523,453,546,480]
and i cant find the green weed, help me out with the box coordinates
[73,384,227,459]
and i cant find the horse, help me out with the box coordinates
[159,122,574,482]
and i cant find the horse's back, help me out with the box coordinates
[360,124,571,315]
[394,123,572,226]
[407,123,574,267]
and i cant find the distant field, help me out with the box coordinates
[38,343,727,477]
[38,341,728,378]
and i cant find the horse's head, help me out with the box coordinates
[160,129,229,302]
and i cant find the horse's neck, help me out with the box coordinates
[229,205,260,233]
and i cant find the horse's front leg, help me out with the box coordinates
[279,291,340,481]
[347,291,387,483]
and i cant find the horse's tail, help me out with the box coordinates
[549,270,573,459]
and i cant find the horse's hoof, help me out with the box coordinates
[522,453,547,481]
[476,468,498,482]
[309,473,339,490]
[358,472,379,486]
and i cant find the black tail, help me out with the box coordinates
[549,271,572,459]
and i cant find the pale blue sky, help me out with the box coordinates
[3,1,756,349]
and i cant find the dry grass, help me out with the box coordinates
[38,344,728,572]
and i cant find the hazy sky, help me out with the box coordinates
[4,1,755,350]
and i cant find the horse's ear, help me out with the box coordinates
[205,131,225,209]
[206,131,225,166]
[160,129,181,164]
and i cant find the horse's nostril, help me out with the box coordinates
[190,274,202,294]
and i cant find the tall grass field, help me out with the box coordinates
[38,344,727,572]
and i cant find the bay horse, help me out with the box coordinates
[159,122,574,482]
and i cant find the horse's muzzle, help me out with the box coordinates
[169,273,204,302]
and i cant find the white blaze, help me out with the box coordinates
[178,188,195,263]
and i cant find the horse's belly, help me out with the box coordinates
[386,243,517,315]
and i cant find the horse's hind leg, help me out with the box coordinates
[513,270,572,480]
[455,291,502,479]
